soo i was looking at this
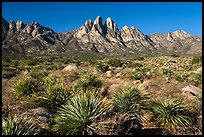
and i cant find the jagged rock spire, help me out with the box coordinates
[16,20,25,31]
[91,16,104,34]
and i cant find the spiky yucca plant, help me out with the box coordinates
[112,85,149,117]
[150,98,191,129]
[52,92,111,135]
[39,83,71,111]
[2,115,38,135]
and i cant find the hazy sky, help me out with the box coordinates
[2,2,202,36]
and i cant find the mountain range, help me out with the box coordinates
[2,16,202,55]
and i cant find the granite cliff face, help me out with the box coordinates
[2,16,202,55]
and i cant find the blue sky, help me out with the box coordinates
[2,2,202,36]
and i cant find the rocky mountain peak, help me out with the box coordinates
[93,16,102,25]
[85,19,92,26]
[91,16,104,34]
[16,20,25,31]
[2,16,202,55]
[165,30,192,41]
[105,17,114,30]
[172,30,191,38]
[9,20,16,32]
[122,26,129,30]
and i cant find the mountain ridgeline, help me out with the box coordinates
[2,16,202,56]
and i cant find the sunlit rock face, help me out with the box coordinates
[2,16,202,55]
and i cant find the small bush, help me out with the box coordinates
[196,92,202,101]
[3,57,11,62]
[88,59,97,66]
[125,61,143,68]
[170,53,180,57]
[68,71,80,82]
[188,72,202,85]
[73,74,102,93]
[2,69,19,79]
[107,58,124,67]
[160,67,174,77]
[130,71,144,80]
[30,69,49,79]
[52,92,111,135]
[97,63,109,73]
[137,56,145,61]
[14,78,44,98]
[191,56,202,64]
[2,115,39,135]
[28,59,38,66]
[63,59,72,64]
[174,72,189,82]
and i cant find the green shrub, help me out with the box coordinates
[170,53,180,57]
[30,69,49,79]
[97,63,109,73]
[52,92,111,135]
[39,83,71,111]
[160,67,174,77]
[188,73,202,85]
[112,86,149,117]
[73,74,102,93]
[14,78,44,98]
[2,69,19,79]
[137,56,145,61]
[88,59,97,66]
[191,56,202,64]
[125,61,143,68]
[107,58,124,67]
[196,92,202,101]
[2,115,39,135]
[3,57,11,62]
[68,71,80,82]
[28,59,38,66]
[130,71,144,80]
[150,98,191,129]
[174,72,189,82]
[63,59,72,64]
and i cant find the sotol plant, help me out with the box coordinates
[150,98,191,129]
[52,92,111,135]
[2,115,39,135]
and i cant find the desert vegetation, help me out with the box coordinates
[2,53,202,135]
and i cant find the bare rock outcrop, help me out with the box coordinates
[2,16,202,55]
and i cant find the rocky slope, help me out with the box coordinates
[2,16,202,55]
